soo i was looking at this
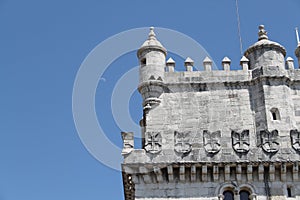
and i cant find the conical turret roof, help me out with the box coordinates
[137,27,167,58]
[245,25,286,57]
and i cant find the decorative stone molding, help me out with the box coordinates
[293,162,299,181]
[260,130,279,153]
[218,194,224,200]
[121,132,134,155]
[249,193,257,200]
[203,130,221,154]
[232,130,250,153]
[247,165,253,181]
[224,165,230,181]
[167,165,173,182]
[153,166,163,182]
[144,132,162,154]
[291,129,300,152]
[174,131,191,154]
[213,165,219,181]
[191,165,196,182]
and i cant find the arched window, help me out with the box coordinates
[219,184,255,200]
[140,58,146,66]
[270,108,280,120]
[223,190,234,200]
[240,190,250,200]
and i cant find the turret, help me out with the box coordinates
[137,27,167,108]
[244,25,286,70]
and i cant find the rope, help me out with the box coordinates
[296,27,300,44]
[235,0,243,55]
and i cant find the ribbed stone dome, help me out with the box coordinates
[137,27,167,58]
[244,25,286,70]
[245,36,286,58]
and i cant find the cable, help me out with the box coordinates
[235,0,243,55]
[296,27,300,44]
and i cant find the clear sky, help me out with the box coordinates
[1,0,300,200]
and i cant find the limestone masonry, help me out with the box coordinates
[121,25,300,200]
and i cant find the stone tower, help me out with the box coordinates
[121,25,300,200]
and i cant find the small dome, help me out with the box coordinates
[137,27,167,58]
[166,57,175,64]
[244,25,286,57]
[184,57,194,65]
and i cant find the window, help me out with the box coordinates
[270,108,280,120]
[272,112,277,120]
[141,58,146,66]
[287,187,292,197]
[240,190,250,200]
[220,185,255,200]
[223,191,234,200]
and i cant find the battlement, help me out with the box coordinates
[138,25,300,86]
[163,56,300,85]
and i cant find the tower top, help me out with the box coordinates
[245,25,286,58]
[137,27,167,58]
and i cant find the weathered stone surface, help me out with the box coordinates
[121,26,300,200]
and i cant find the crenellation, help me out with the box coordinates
[240,56,250,71]
[222,57,231,71]
[166,57,175,72]
[184,57,194,72]
[286,57,295,70]
[203,56,213,71]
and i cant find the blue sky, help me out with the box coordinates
[1,0,300,200]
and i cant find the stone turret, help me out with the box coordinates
[137,27,166,83]
[137,27,167,108]
[122,25,300,200]
[244,25,286,70]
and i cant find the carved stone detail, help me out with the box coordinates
[232,130,250,153]
[203,130,221,154]
[290,129,300,151]
[121,132,134,155]
[260,130,279,153]
[145,132,162,154]
[174,131,191,154]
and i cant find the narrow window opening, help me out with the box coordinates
[287,187,292,197]
[239,190,250,200]
[141,58,146,66]
[223,191,234,200]
[272,112,277,120]
[270,108,280,121]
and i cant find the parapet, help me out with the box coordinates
[163,55,300,85]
